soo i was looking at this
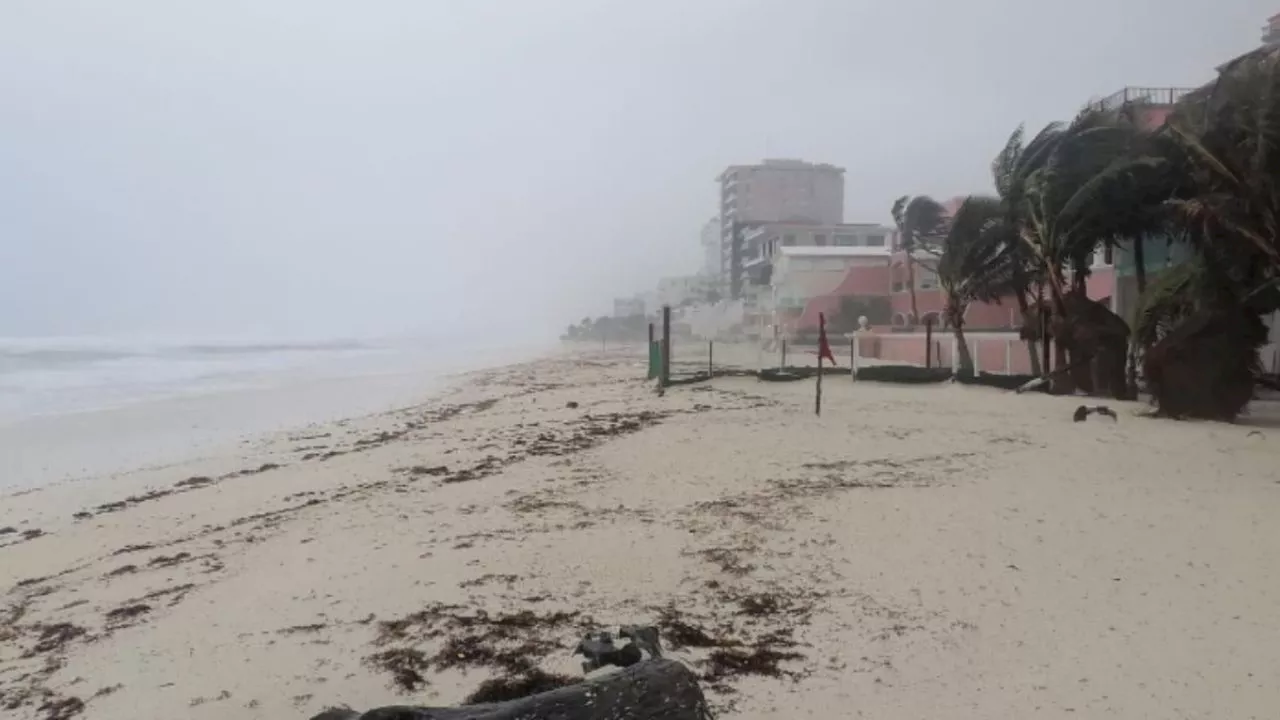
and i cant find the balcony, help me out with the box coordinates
[1092,87,1195,111]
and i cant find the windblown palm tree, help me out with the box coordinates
[1011,107,1155,394]
[891,195,946,326]
[1167,49,1280,303]
[936,195,1011,375]
[1134,48,1280,418]
[989,123,1067,375]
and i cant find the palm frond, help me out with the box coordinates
[991,125,1024,199]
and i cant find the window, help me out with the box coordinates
[865,234,885,247]
[917,268,939,290]
[834,234,856,246]
[782,234,797,246]
[813,233,828,246]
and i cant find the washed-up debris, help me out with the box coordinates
[1073,405,1118,422]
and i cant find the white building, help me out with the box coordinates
[770,246,892,315]
[717,159,846,299]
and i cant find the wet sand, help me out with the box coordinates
[2,346,1279,719]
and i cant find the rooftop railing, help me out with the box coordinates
[1093,87,1196,111]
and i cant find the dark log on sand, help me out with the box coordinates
[311,658,711,720]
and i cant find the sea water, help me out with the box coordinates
[0,335,547,491]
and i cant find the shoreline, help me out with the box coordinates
[3,348,1280,719]
[1,342,553,495]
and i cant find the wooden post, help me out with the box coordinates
[661,306,671,389]
[925,316,934,368]
[780,338,787,369]
[1041,309,1050,376]
[1005,337,1013,375]
[707,340,713,379]
[971,337,980,375]
[815,313,825,416]
[647,322,657,379]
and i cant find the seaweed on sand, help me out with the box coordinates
[365,648,431,692]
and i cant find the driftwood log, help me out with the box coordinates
[310,659,710,720]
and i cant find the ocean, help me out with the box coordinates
[0,336,398,421]
[0,335,547,491]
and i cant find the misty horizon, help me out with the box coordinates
[2,1,1271,340]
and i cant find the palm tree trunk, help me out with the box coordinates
[906,256,919,326]
[1014,291,1042,376]
[1127,236,1147,397]
[1053,343,1075,394]
[1044,269,1076,395]
[953,323,974,377]
[1133,236,1148,295]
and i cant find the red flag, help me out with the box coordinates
[818,312,837,366]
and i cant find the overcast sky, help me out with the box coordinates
[0,1,1271,339]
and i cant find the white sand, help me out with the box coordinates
[3,347,1279,719]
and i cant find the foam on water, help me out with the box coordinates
[0,336,390,420]
[0,334,552,490]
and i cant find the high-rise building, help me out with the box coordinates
[716,159,845,299]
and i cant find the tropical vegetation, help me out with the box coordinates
[924,46,1280,419]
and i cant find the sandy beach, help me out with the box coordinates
[3,346,1280,719]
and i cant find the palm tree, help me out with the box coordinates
[1013,106,1154,394]
[1133,48,1280,418]
[936,196,1012,375]
[891,195,946,327]
[990,124,1067,375]
[1166,51,1280,300]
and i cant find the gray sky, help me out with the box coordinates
[1,0,1270,339]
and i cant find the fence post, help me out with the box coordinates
[707,340,713,379]
[661,306,671,388]
[781,338,787,369]
[647,323,657,379]
[971,337,980,376]
[925,318,934,369]
[1005,337,1013,375]
[851,335,860,380]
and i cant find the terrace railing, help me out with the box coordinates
[1093,87,1196,111]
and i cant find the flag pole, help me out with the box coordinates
[816,313,825,416]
